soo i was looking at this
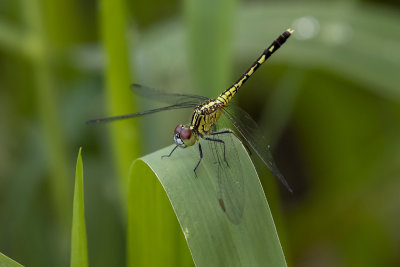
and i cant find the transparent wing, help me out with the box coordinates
[221,105,293,192]
[206,133,244,224]
[131,83,208,104]
[86,102,197,125]
[87,83,206,125]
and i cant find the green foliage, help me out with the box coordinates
[184,0,237,96]
[128,135,287,266]
[70,148,88,267]
[0,0,400,266]
[0,252,24,267]
[127,160,191,267]
[99,0,140,205]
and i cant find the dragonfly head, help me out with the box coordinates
[174,124,195,148]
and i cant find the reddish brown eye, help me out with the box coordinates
[174,124,183,134]
[180,128,192,140]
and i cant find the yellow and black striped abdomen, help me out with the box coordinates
[190,29,293,138]
[216,29,293,108]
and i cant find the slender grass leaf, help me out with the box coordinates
[70,148,88,267]
[183,0,236,96]
[99,0,140,205]
[26,0,72,226]
[0,252,24,267]
[128,134,287,266]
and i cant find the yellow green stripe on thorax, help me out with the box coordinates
[190,99,223,136]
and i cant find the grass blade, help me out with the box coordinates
[70,148,88,267]
[128,134,287,266]
[99,0,140,204]
[183,0,236,96]
[0,252,24,267]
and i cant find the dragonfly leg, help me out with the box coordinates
[193,143,203,177]
[161,145,179,159]
[205,137,229,167]
[210,129,252,156]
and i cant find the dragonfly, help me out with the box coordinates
[88,29,294,192]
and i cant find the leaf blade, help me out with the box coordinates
[0,252,24,267]
[128,134,287,266]
[70,148,88,267]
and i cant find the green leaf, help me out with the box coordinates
[99,0,140,205]
[0,252,24,267]
[70,148,88,267]
[128,134,287,266]
[183,0,236,96]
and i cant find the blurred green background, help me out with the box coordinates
[1,0,399,266]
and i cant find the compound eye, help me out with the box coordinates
[180,127,192,140]
[174,124,183,134]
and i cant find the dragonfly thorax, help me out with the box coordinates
[174,124,196,148]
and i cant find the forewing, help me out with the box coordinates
[206,133,244,224]
[131,83,208,105]
[221,105,292,192]
[87,102,197,125]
